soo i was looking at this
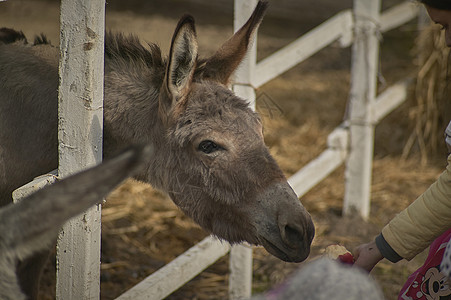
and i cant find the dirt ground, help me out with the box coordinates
[1,0,449,299]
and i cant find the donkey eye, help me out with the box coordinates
[198,140,220,154]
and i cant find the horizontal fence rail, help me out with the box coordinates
[380,1,419,32]
[115,236,231,300]
[12,171,58,202]
[253,1,419,89]
[288,77,412,198]
[253,9,353,88]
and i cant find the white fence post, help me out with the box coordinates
[343,0,381,219]
[229,0,257,299]
[56,0,105,299]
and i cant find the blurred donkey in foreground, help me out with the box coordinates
[0,145,152,300]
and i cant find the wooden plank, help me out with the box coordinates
[56,0,105,299]
[327,125,349,150]
[380,1,419,33]
[287,125,348,198]
[285,77,409,203]
[229,1,257,299]
[373,78,411,123]
[115,236,231,300]
[12,171,58,202]
[286,76,409,200]
[288,148,347,198]
[343,0,381,219]
[253,10,353,88]
[252,1,417,89]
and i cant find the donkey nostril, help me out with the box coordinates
[284,225,304,246]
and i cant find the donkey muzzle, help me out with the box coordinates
[255,182,315,262]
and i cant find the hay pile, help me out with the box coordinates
[403,25,451,163]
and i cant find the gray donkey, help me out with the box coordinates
[0,146,152,300]
[0,1,314,297]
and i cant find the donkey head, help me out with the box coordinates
[157,1,314,262]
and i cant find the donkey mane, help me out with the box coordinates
[105,31,165,71]
[0,27,27,44]
[33,34,50,46]
[104,30,251,90]
[0,28,53,46]
[104,30,254,117]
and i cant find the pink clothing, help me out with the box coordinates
[398,229,451,300]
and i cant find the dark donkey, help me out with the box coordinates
[0,1,314,297]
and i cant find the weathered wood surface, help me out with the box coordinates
[56,0,105,299]
[12,171,58,203]
[343,0,381,219]
[229,1,257,299]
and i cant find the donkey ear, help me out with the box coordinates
[162,15,198,110]
[201,1,268,85]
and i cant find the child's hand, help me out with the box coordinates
[353,241,384,272]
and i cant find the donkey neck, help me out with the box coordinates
[102,33,175,191]
[103,33,166,156]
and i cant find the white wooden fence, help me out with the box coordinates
[13,0,420,299]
